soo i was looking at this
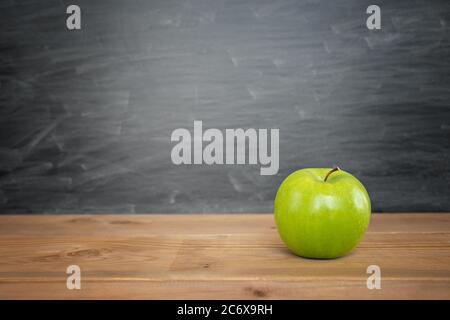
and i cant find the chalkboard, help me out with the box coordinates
[0,0,449,213]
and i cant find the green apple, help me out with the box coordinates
[274,168,371,259]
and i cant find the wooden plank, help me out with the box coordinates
[0,214,449,299]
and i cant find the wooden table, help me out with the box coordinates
[0,214,449,299]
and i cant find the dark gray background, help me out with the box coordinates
[1,0,449,213]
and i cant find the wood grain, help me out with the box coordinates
[0,214,449,299]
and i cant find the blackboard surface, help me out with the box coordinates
[1,0,449,213]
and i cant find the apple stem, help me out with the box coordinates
[324,167,340,182]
